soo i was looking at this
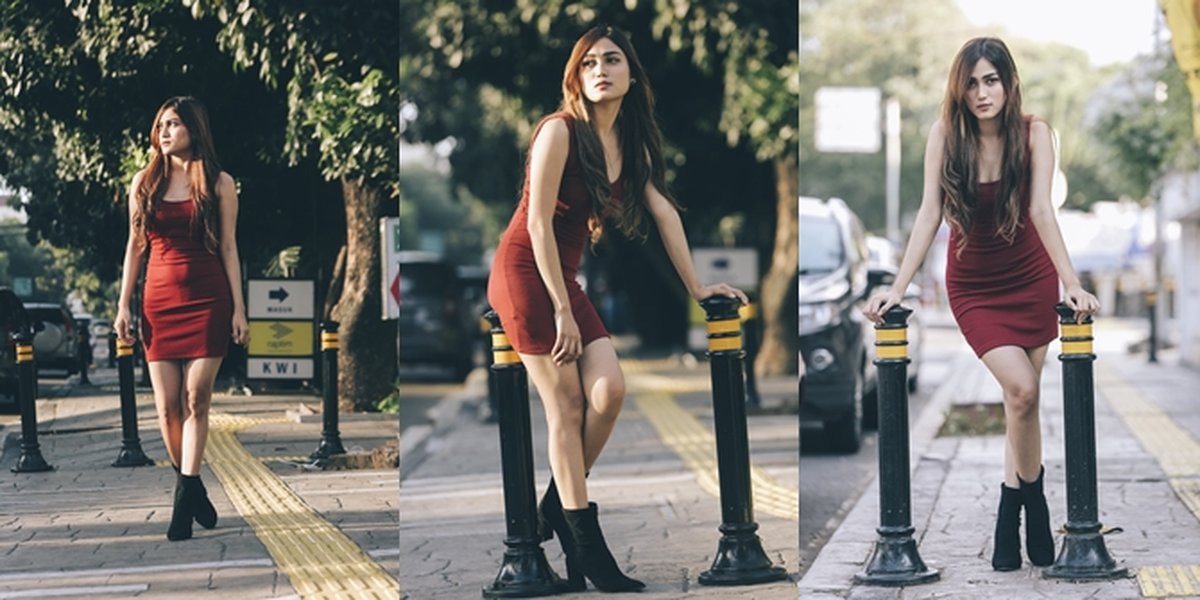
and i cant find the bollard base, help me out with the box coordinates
[854,532,940,587]
[481,544,566,598]
[698,524,788,586]
[12,450,54,473]
[1043,530,1129,581]
[310,437,347,460]
[112,445,155,468]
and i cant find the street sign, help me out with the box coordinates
[383,217,399,319]
[247,320,314,356]
[692,248,759,289]
[247,279,314,320]
[815,86,882,153]
[248,358,315,379]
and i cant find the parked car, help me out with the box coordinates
[0,288,29,413]
[863,235,926,428]
[799,196,874,452]
[398,251,476,381]
[23,302,79,375]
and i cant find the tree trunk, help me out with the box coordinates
[332,177,397,411]
[755,157,799,376]
[325,244,347,320]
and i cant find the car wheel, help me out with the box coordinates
[826,366,863,453]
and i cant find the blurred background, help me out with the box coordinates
[399,1,799,381]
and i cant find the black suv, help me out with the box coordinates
[397,251,476,381]
[799,197,875,452]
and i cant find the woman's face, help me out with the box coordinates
[157,108,192,158]
[579,37,631,105]
[964,58,1006,122]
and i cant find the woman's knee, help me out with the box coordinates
[184,386,214,417]
[156,398,183,422]
[590,375,626,420]
[544,388,586,432]
[1004,381,1040,419]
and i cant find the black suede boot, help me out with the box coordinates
[166,473,193,541]
[992,483,1022,571]
[1019,466,1055,566]
[536,479,585,591]
[173,465,217,529]
[562,502,645,592]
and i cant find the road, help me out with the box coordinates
[798,324,966,577]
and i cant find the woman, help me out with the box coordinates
[115,96,250,542]
[864,38,1099,571]
[487,25,746,592]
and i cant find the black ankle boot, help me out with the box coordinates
[166,474,194,541]
[562,502,645,592]
[1019,466,1055,566]
[537,479,585,591]
[173,465,217,529]
[992,484,1022,571]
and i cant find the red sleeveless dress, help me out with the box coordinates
[487,113,616,354]
[141,199,233,361]
[945,126,1059,358]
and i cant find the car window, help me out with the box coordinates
[800,216,844,273]
[399,263,456,296]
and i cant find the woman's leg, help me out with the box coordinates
[980,345,1046,487]
[179,357,223,476]
[578,338,625,470]
[149,361,185,468]
[521,353,588,510]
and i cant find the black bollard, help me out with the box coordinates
[112,335,153,467]
[481,311,564,598]
[741,302,761,409]
[1146,291,1158,364]
[311,321,346,460]
[11,329,53,473]
[855,305,938,586]
[697,296,787,586]
[1044,304,1128,580]
[482,310,499,424]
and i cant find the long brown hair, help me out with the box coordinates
[132,96,222,253]
[939,37,1027,257]
[559,25,680,243]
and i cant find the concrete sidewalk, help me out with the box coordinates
[399,353,800,598]
[800,318,1200,599]
[0,367,400,599]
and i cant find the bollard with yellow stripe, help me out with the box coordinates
[1056,304,1094,359]
[320,329,339,351]
[15,342,34,364]
[705,298,744,355]
[873,305,911,363]
[484,311,521,367]
[116,338,135,358]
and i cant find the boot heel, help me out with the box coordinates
[992,484,1022,571]
[166,474,193,541]
[563,502,645,592]
[1020,466,1055,566]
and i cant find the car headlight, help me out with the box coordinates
[809,348,836,372]
[799,301,838,334]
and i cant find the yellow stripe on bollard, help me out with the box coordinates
[739,303,757,321]
[708,335,742,352]
[1062,340,1094,355]
[320,332,339,350]
[491,333,511,349]
[1061,323,1093,338]
[493,350,521,366]
[16,344,33,363]
[875,328,907,343]
[876,345,908,360]
[116,340,134,357]
[706,318,741,335]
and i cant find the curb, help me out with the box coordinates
[398,367,489,479]
[799,349,978,597]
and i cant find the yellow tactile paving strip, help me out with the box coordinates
[205,411,400,599]
[634,391,798,521]
[1095,369,1200,597]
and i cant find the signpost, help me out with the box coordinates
[688,248,758,352]
[246,279,315,383]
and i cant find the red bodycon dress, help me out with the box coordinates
[141,199,233,361]
[487,113,616,354]
[945,128,1058,358]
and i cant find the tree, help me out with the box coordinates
[402,0,799,373]
[184,0,399,410]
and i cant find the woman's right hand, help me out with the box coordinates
[863,288,903,324]
[551,308,582,366]
[114,307,134,345]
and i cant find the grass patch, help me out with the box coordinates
[937,402,1006,436]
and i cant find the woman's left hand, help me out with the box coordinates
[694,282,749,305]
[1063,284,1100,323]
[232,311,250,345]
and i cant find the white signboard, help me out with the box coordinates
[691,248,759,289]
[247,280,314,320]
[248,358,315,379]
[383,217,400,319]
[815,86,882,153]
